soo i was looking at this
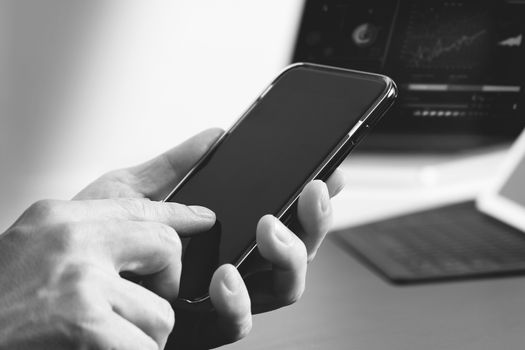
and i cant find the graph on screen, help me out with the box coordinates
[399,2,492,70]
[390,0,524,81]
[406,29,487,68]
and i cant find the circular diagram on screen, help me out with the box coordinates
[352,23,379,47]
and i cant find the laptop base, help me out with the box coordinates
[333,202,525,283]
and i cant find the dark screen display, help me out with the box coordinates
[168,66,387,300]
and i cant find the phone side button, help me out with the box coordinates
[351,123,371,145]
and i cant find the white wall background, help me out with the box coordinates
[1,0,303,230]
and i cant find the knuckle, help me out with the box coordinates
[62,261,95,282]
[61,263,99,297]
[49,222,84,252]
[26,199,63,222]
[56,263,101,300]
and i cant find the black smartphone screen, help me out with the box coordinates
[168,65,389,301]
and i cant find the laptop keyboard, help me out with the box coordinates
[332,201,525,283]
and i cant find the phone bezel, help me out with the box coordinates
[165,62,397,304]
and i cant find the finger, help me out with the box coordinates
[256,215,307,306]
[297,180,332,261]
[91,311,158,350]
[208,264,252,345]
[142,258,182,300]
[87,221,182,294]
[129,128,224,199]
[98,220,183,299]
[107,276,175,349]
[325,169,345,197]
[44,198,215,235]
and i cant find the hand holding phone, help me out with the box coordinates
[167,63,397,308]
[165,63,396,347]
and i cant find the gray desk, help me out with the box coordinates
[227,235,525,349]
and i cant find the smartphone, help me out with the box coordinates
[166,63,397,308]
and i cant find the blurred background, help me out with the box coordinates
[4,1,525,349]
[1,0,523,231]
[1,0,304,230]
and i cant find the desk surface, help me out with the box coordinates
[227,235,525,350]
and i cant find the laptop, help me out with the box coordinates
[292,0,525,152]
[332,127,525,283]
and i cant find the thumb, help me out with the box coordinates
[129,128,223,199]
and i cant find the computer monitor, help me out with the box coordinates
[292,0,525,152]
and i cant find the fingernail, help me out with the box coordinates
[319,188,330,213]
[273,218,294,246]
[189,205,215,219]
[222,267,240,294]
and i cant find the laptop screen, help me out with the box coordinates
[387,0,523,123]
[293,0,525,148]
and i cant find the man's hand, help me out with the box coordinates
[75,128,345,348]
[0,198,215,349]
